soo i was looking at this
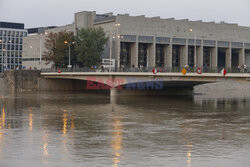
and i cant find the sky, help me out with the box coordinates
[0,0,250,28]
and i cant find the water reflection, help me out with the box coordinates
[187,143,192,167]
[62,110,68,135]
[42,131,49,164]
[194,95,248,110]
[0,108,5,158]
[0,92,250,167]
[29,108,33,131]
[111,116,123,167]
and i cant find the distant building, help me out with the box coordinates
[0,22,27,72]
[23,11,250,70]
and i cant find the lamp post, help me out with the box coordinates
[2,48,6,72]
[0,39,2,72]
[64,41,75,68]
[190,28,196,68]
[39,32,47,69]
[110,23,121,72]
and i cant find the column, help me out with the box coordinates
[165,39,172,70]
[115,38,121,69]
[196,41,203,68]
[131,36,138,68]
[211,44,218,72]
[180,42,188,69]
[239,47,245,66]
[225,44,232,70]
[148,37,156,68]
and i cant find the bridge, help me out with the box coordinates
[41,71,250,96]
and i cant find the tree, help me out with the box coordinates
[43,31,76,68]
[75,27,108,67]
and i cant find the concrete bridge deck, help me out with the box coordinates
[41,72,250,83]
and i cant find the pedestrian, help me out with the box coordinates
[244,64,247,73]
[101,65,104,72]
[121,64,125,72]
[238,64,241,73]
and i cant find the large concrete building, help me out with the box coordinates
[0,22,27,72]
[23,11,250,71]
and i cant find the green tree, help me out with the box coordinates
[43,31,76,68]
[75,27,108,67]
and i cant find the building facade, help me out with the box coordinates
[23,11,250,71]
[0,22,27,72]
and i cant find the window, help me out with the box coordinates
[11,31,15,37]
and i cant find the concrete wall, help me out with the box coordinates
[45,24,74,33]
[116,15,250,42]
[23,34,53,69]
[75,11,96,32]
[38,78,87,91]
[4,70,41,92]
[0,78,8,91]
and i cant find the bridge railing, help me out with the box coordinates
[41,67,250,73]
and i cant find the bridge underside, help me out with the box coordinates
[39,77,211,96]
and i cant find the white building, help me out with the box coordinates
[23,11,250,71]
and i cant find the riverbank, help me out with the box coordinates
[194,81,250,98]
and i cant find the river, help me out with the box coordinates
[0,91,250,167]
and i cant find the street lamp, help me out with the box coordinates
[109,23,121,72]
[2,48,6,71]
[64,41,75,68]
[189,28,196,68]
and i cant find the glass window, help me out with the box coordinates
[0,30,2,36]
[16,32,19,37]
[3,31,6,36]
[20,32,23,37]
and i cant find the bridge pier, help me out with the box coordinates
[110,87,194,96]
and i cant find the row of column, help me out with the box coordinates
[115,37,246,70]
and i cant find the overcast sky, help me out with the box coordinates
[0,0,250,28]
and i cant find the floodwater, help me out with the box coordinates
[0,91,250,167]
